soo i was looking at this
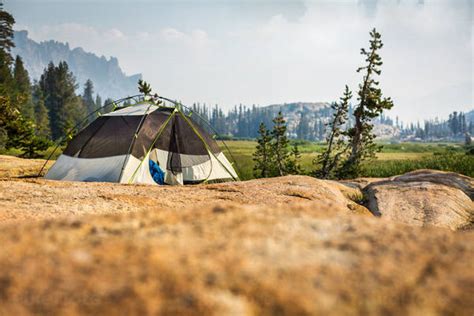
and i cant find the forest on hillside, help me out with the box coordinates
[190,102,473,142]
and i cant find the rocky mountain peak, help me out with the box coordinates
[12,30,141,100]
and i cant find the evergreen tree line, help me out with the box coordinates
[36,63,108,141]
[190,102,338,141]
[192,100,472,143]
[400,111,473,141]
[0,4,115,156]
[0,3,50,156]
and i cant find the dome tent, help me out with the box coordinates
[44,97,238,185]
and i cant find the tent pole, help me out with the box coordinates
[176,110,238,182]
[117,102,156,182]
[156,96,242,180]
[127,109,177,184]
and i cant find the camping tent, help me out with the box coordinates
[45,101,238,185]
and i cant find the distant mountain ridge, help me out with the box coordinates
[264,102,330,113]
[263,102,331,135]
[259,101,404,139]
[12,30,141,100]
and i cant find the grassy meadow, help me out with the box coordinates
[220,140,474,180]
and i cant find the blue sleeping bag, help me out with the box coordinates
[149,159,165,185]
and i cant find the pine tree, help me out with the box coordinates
[0,48,12,94]
[253,122,272,178]
[102,98,116,114]
[138,79,152,96]
[465,132,472,146]
[0,3,15,65]
[0,95,50,157]
[95,94,102,112]
[450,112,459,135]
[39,61,86,140]
[82,79,97,122]
[315,85,351,179]
[32,83,50,138]
[287,143,302,174]
[0,3,15,95]
[13,55,34,120]
[460,112,466,134]
[270,111,291,176]
[340,28,393,178]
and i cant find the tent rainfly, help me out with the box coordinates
[45,101,238,185]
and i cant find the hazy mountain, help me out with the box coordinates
[264,102,330,114]
[262,102,401,139]
[12,30,141,100]
[264,102,331,133]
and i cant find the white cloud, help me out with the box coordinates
[104,28,125,40]
[207,0,472,121]
[15,1,472,122]
[25,23,127,53]
[160,28,185,41]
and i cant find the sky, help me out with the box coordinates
[5,0,474,122]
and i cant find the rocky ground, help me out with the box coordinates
[0,155,473,315]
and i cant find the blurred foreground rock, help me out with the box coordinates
[364,170,474,230]
[0,156,473,315]
[0,202,473,315]
[0,175,369,223]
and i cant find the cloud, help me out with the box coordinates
[159,28,212,48]
[160,28,185,41]
[217,0,472,121]
[104,28,125,40]
[14,1,472,122]
[25,23,128,52]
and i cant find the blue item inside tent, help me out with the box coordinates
[149,159,165,185]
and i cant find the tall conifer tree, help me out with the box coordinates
[82,79,97,122]
[287,144,302,175]
[0,96,50,157]
[340,28,393,178]
[253,122,272,178]
[0,2,14,63]
[13,55,34,120]
[102,97,116,114]
[315,85,351,179]
[271,111,290,176]
[0,2,14,94]
[39,61,85,140]
[95,94,102,112]
[32,82,50,138]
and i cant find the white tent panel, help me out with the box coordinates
[121,153,185,185]
[47,151,236,185]
[104,103,159,116]
[45,154,127,182]
[119,154,156,185]
[120,150,236,185]
[182,151,237,182]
